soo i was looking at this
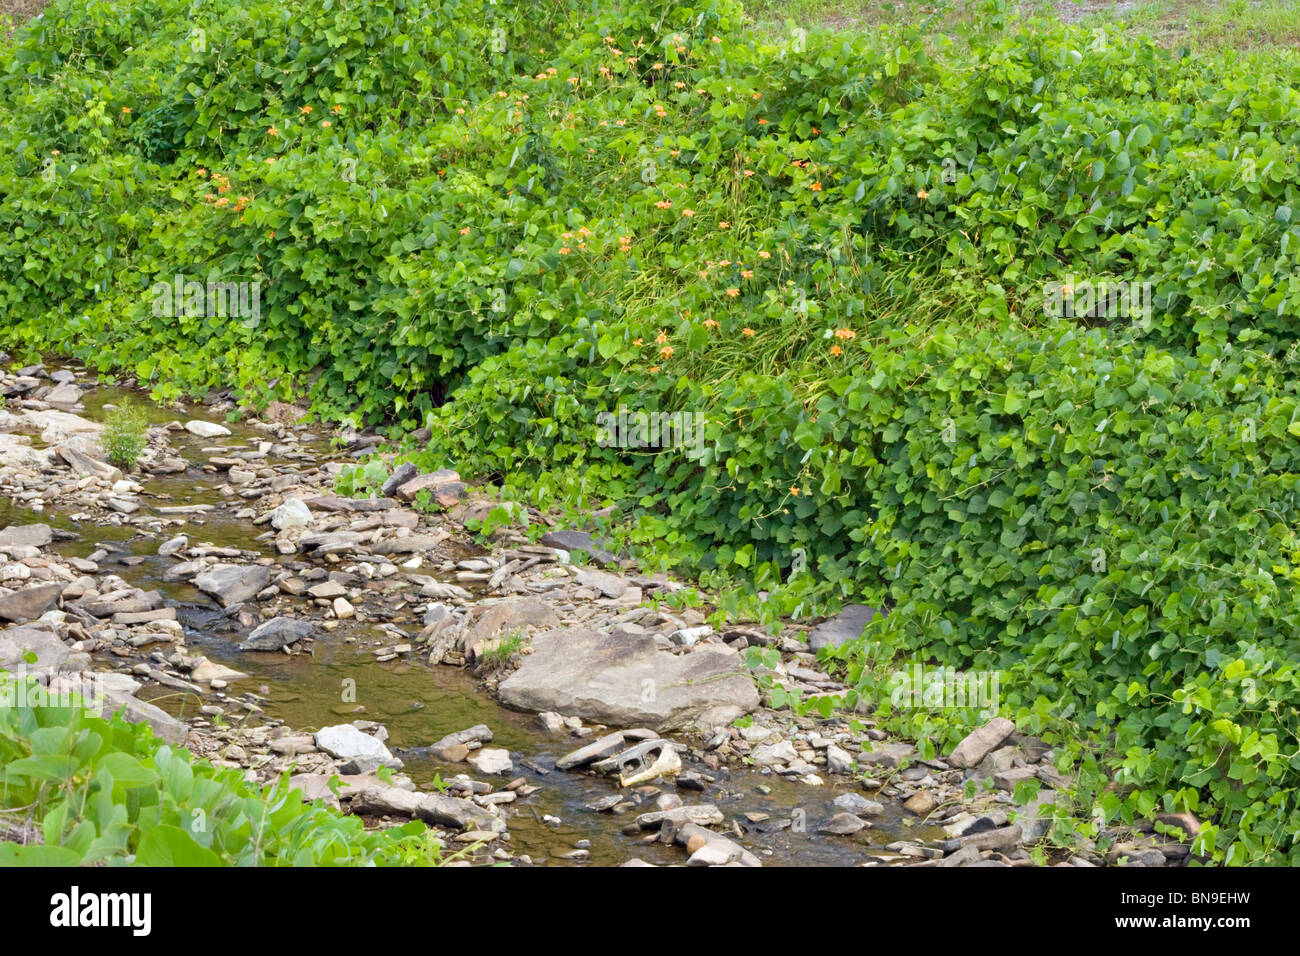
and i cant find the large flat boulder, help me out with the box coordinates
[497,628,758,732]
[0,524,53,549]
[0,583,64,623]
[193,564,273,607]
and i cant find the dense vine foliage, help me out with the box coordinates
[4,0,1300,863]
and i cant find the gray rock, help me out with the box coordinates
[948,717,1016,769]
[380,462,418,497]
[575,569,629,598]
[752,740,798,767]
[819,812,867,835]
[416,793,505,832]
[833,793,885,816]
[315,724,400,768]
[240,616,316,651]
[428,724,494,752]
[184,420,231,438]
[556,731,627,770]
[0,625,70,673]
[193,564,273,607]
[498,628,758,732]
[0,583,63,623]
[467,748,513,775]
[0,524,53,549]
[270,497,313,530]
[807,604,883,651]
[539,530,618,567]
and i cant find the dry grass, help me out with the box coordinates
[1,0,48,40]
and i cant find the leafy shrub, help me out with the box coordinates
[0,675,435,865]
[100,400,149,470]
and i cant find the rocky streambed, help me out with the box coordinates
[0,359,1200,867]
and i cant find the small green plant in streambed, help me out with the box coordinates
[100,401,149,471]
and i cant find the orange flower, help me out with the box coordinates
[267,126,278,136]
[268,230,275,239]
[655,200,672,209]
[790,486,800,496]
[743,169,754,177]
[633,338,643,346]
[300,106,313,114]
[757,118,769,125]
[741,270,753,279]
[195,167,206,176]
[758,250,770,259]
[703,319,718,329]
[331,104,342,113]
[649,365,660,372]
[809,182,822,191]
[726,288,739,297]
[655,330,668,344]
[321,120,331,128]
[830,344,843,356]
[917,189,929,200]
[834,328,856,340]
[659,346,673,358]
[719,221,729,229]
[559,247,571,255]
[121,107,131,114]
[742,327,754,336]
[460,227,471,235]
[683,209,695,217]
[711,35,721,43]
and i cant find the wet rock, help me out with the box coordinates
[556,731,627,770]
[270,497,313,530]
[240,616,316,651]
[193,564,273,607]
[903,792,937,816]
[0,583,63,623]
[948,717,1016,769]
[807,604,884,651]
[833,793,885,816]
[0,524,52,549]
[498,627,758,732]
[184,420,232,438]
[819,812,868,835]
